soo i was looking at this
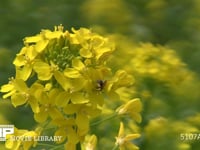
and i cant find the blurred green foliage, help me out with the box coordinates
[1,0,200,150]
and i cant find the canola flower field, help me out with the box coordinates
[0,0,200,150]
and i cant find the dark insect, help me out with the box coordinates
[96,80,107,91]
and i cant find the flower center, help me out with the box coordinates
[44,36,81,71]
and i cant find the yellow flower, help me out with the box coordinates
[115,122,140,150]
[34,88,63,122]
[33,61,59,81]
[1,78,40,113]
[0,25,141,150]
[52,116,76,143]
[71,27,115,64]
[0,78,16,99]
[64,58,85,78]
[55,125,79,150]
[107,70,134,92]
[116,98,142,123]
[63,103,101,137]
[13,46,38,81]
[82,134,97,150]
[64,141,77,150]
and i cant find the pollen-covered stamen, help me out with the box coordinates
[50,63,59,73]
[44,104,51,112]
[115,136,125,146]
[54,24,64,32]
[24,55,33,65]
[8,77,15,84]
[21,92,30,101]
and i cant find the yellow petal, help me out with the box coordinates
[5,139,14,149]
[76,114,89,136]
[125,142,140,150]
[95,47,111,60]
[70,78,86,92]
[130,98,142,112]
[0,83,14,93]
[11,93,27,107]
[89,92,104,106]
[13,55,26,66]
[26,46,38,60]
[130,112,142,123]
[44,30,63,39]
[13,79,28,92]
[80,48,92,58]
[2,90,16,99]
[49,108,63,119]
[71,92,89,104]
[16,65,32,81]
[30,83,44,97]
[63,104,79,114]
[54,128,67,143]
[33,61,52,80]
[91,35,104,48]
[125,134,141,141]
[85,134,97,150]
[72,58,85,71]
[29,98,40,113]
[65,142,76,150]
[56,91,70,106]
[117,98,142,115]
[34,110,48,123]
[6,139,21,150]
[67,127,79,143]
[64,68,82,78]
[118,122,125,137]
[54,71,71,91]
[48,88,60,104]
[35,40,49,52]
[24,35,42,43]
[39,92,49,104]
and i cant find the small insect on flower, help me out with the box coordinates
[96,80,107,91]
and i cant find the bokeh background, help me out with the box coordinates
[0,0,200,149]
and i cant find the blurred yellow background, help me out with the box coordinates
[1,0,200,149]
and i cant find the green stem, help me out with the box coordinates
[37,143,55,147]
[40,119,51,131]
[76,142,81,150]
[50,144,64,150]
[90,112,118,126]
[50,144,65,150]
[37,142,65,150]
[112,144,118,150]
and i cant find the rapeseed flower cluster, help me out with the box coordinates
[144,117,199,150]
[109,36,194,87]
[124,43,194,86]
[115,122,140,150]
[105,35,200,150]
[0,25,142,149]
